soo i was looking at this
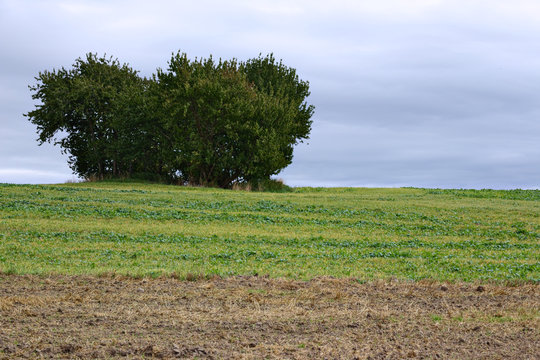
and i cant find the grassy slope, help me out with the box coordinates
[0,181,538,281]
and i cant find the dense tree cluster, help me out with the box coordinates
[25,52,314,188]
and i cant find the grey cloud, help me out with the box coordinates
[1,0,539,188]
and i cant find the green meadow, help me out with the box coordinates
[0,182,538,281]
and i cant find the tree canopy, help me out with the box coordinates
[25,52,314,188]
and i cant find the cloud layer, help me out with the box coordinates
[1,0,539,188]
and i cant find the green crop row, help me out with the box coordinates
[0,182,538,281]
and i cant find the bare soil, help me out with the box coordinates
[0,275,538,359]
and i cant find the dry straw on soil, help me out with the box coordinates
[0,274,538,359]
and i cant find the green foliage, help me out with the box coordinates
[0,183,538,281]
[25,53,148,179]
[156,53,258,187]
[26,52,314,188]
[246,178,293,192]
[154,52,313,187]
[242,53,313,147]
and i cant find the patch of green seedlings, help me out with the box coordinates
[0,182,538,281]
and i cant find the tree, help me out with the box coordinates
[156,52,314,187]
[25,53,147,179]
[26,51,315,188]
[239,54,314,183]
[156,53,256,187]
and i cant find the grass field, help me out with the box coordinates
[0,181,538,281]
[0,182,539,359]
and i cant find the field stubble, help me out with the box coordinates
[0,274,538,359]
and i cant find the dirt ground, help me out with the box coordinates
[0,275,538,359]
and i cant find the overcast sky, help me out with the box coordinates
[1,0,539,188]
